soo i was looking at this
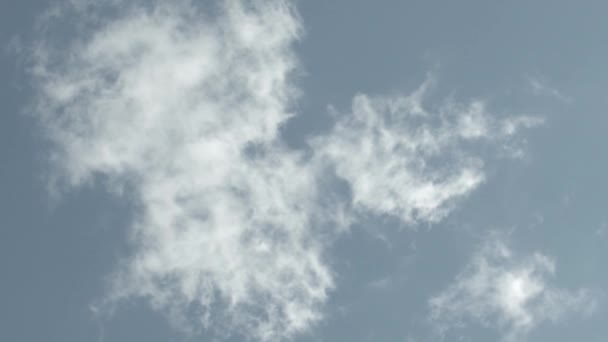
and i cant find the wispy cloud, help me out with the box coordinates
[429,236,596,341]
[524,74,572,103]
[313,77,541,225]
[28,0,541,340]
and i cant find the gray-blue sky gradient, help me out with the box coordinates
[2,1,607,341]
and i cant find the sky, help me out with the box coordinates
[1,1,607,341]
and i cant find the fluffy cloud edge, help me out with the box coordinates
[429,235,597,341]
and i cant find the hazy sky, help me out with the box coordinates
[2,1,607,341]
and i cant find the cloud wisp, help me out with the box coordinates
[28,0,540,340]
[313,79,541,225]
[525,74,572,103]
[429,237,595,341]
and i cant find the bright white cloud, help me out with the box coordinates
[29,0,542,341]
[31,0,333,340]
[429,237,595,341]
[312,78,541,225]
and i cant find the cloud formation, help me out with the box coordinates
[32,1,332,340]
[429,237,595,341]
[313,79,541,224]
[28,0,540,340]
[525,74,572,103]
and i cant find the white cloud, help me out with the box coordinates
[429,237,595,341]
[312,78,541,225]
[29,0,542,340]
[31,0,332,340]
[525,75,572,103]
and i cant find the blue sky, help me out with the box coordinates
[2,1,608,341]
